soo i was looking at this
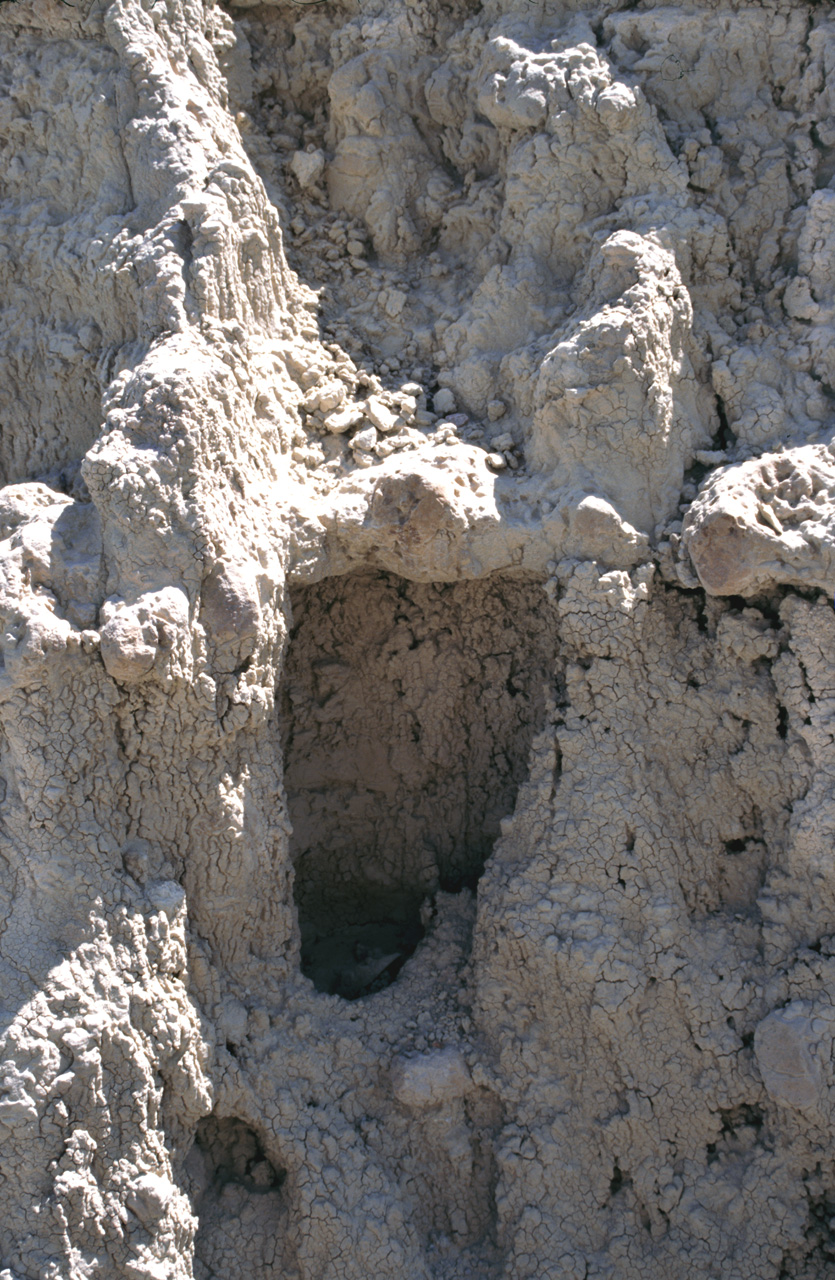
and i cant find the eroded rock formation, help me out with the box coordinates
[1,0,835,1276]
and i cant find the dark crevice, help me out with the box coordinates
[779,1177,835,1275]
[694,593,710,635]
[713,393,736,452]
[719,1104,764,1135]
[190,1115,291,1280]
[280,571,559,998]
[175,218,194,269]
[193,1117,285,1194]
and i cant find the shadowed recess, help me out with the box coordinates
[280,570,559,998]
[189,1115,290,1280]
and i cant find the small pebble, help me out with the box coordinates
[351,425,378,452]
[434,422,458,444]
[309,380,346,414]
[289,148,325,190]
[365,397,400,434]
[384,289,408,318]
[433,387,456,415]
[487,399,506,421]
[323,404,364,434]
[486,452,506,470]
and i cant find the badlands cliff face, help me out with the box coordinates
[1,0,835,1276]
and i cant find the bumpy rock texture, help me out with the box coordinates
[1,0,835,1276]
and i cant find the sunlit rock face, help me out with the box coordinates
[1,1,835,1278]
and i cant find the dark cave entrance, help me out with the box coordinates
[280,570,558,999]
[190,1115,289,1280]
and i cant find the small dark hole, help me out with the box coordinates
[192,1115,286,1200]
[719,1104,764,1135]
[300,911,426,1001]
[191,1115,288,1280]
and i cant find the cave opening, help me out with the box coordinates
[280,570,559,999]
[189,1115,290,1280]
